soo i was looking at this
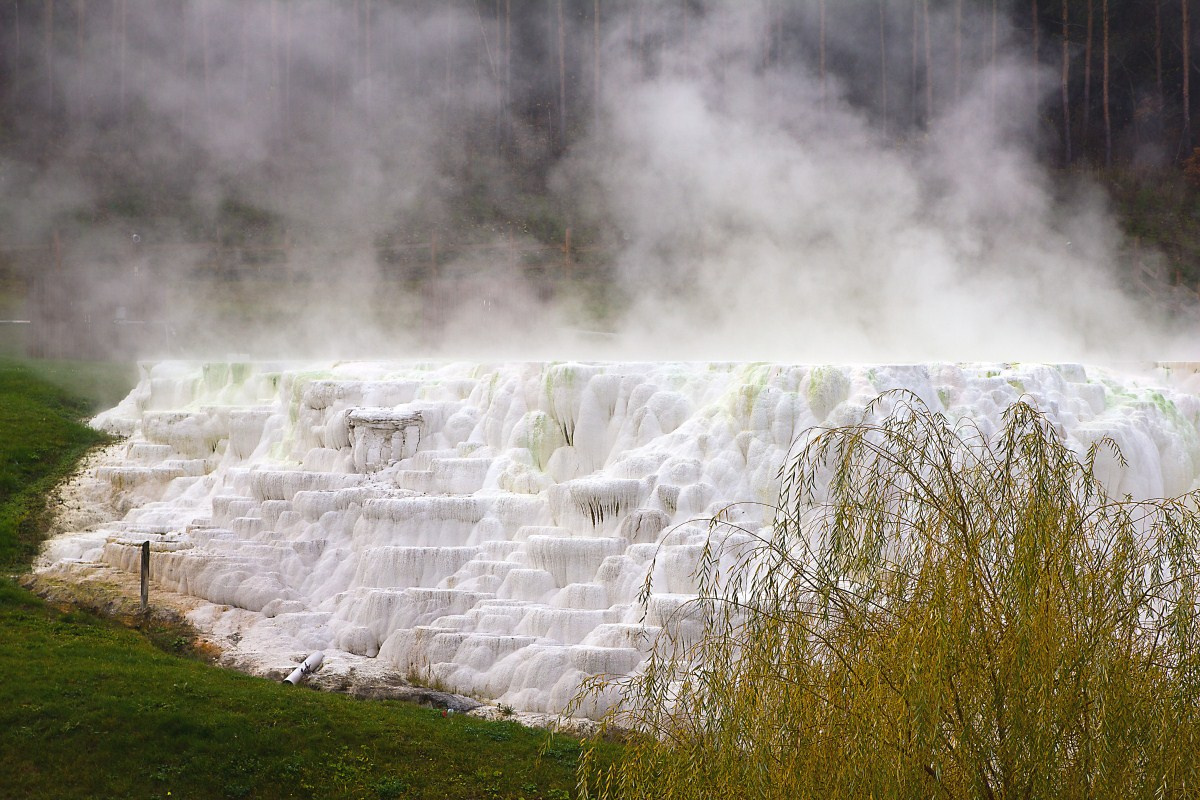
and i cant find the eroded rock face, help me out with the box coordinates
[37,360,1200,716]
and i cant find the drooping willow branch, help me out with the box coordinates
[576,391,1200,800]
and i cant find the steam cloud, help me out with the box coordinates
[1,1,1194,363]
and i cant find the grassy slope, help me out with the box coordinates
[0,359,609,799]
[20,358,141,415]
[0,583,589,799]
[0,360,113,571]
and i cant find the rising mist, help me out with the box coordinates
[0,1,1195,362]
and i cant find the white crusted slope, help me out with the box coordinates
[37,360,1200,717]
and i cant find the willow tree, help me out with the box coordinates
[578,393,1200,799]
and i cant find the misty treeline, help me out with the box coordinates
[0,0,1196,249]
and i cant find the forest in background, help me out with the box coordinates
[2,2,1197,230]
[1,0,1199,357]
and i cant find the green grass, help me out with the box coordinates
[0,359,115,571]
[20,358,141,415]
[0,358,614,799]
[0,586,592,799]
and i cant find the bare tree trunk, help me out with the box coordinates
[445,1,454,134]
[923,0,933,120]
[496,0,502,150]
[505,0,511,147]
[1151,0,1164,155]
[558,0,566,148]
[954,0,963,104]
[363,0,371,118]
[819,0,827,115]
[594,0,601,129]
[270,0,280,137]
[991,0,999,122]
[1083,0,1093,156]
[638,0,646,74]
[1185,0,1193,152]
[201,0,211,128]
[12,2,21,109]
[912,0,919,127]
[880,0,889,137]
[1032,0,1040,107]
[1155,0,1164,110]
[284,4,294,134]
[243,1,251,115]
[353,0,360,87]
[681,0,689,74]
[1061,0,1071,164]
[118,0,127,122]
[44,0,54,111]
[1103,0,1111,166]
[763,0,772,69]
[179,1,189,134]
[76,0,85,121]
[385,1,396,107]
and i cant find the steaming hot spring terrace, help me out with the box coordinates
[34,360,1200,716]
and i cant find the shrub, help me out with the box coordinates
[579,392,1200,799]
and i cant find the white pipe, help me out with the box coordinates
[282,651,324,685]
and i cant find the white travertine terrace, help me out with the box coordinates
[36,360,1200,716]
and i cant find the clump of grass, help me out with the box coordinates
[579,391,1200,799]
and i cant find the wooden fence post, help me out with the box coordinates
[140,540,149,614]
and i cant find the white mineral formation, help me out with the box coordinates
[36,360,1200,716]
